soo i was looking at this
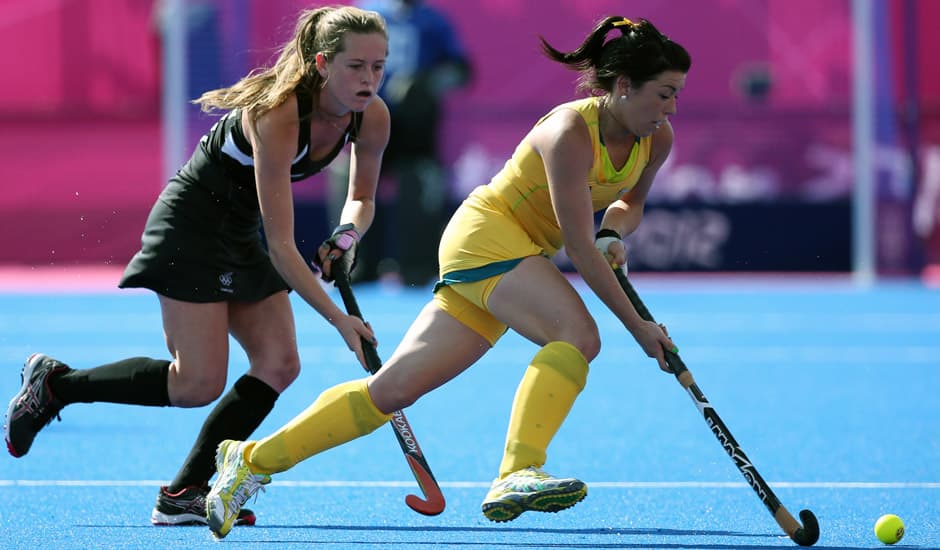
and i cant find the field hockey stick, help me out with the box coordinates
[613,267,819,546]
[330,255,446,516]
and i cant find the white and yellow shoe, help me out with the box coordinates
[481,466,587,522]
[206,440,270,539]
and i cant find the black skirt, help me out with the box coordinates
[119,174,289,303]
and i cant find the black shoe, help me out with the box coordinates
[151,485,256,526]
[4,354,70,457]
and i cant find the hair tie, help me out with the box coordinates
[612,18,634,28]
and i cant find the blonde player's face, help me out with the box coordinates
[620,70,686,137]
[322,32,388,112]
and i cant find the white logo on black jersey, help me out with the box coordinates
[219,272,234,293]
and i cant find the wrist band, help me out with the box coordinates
[595,228,621,240]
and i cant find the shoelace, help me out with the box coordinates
[189,493,207,512]
[224,474,267,519]
[18,380,62,426]
[500,467,554,492]
[526,467,550,479]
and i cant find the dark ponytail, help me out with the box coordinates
[540,16,691,94]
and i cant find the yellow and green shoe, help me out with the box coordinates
[206,439,270,539]
[481,466,587,522]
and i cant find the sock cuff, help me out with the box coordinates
[501,441,546,478]
[350,378,393,430]
[532,341,589,390]
[233,374,280,404]
[155,359,172,406]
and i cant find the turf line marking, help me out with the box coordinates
[1,480,938,489]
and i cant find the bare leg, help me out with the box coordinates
[165,291,299,491]
[487,255,599,359]
[367,301,491,413]
[159,296,231,406]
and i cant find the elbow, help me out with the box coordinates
[266,241,297,271]
[266,243,287,265]
[565,241,600,267]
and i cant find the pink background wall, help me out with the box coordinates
[2,0,938,270]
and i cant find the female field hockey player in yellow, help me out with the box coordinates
[207,16,690,538]
[5,6,389,527]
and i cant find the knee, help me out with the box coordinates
[567,324,601,363]
[249,349,301,393]
[170,363,226,407]
[368,381,418,414]
[367,368,421,414]
[273,350,301,387]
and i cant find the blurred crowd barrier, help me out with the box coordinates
[3,0,938,275]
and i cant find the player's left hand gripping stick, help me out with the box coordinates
[613,267,819,546]
[332,254,446,515]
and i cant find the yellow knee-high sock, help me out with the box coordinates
[498,341,589,479]
[247,378,391,474]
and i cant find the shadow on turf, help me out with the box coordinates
[256,525,764,537]
[82,525,865,548]
[227,524,864,549]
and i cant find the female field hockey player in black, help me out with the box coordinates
[4,6,389,527]
[206,16,689,539]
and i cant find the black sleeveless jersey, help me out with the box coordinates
[204,88,362,183]
[118,90,363,302]
[160,89,363,234]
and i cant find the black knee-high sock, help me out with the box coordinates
[168,374,279,490]
[51,357,171,406]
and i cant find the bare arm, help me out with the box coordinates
[317,97,391,277]
[530,110,675,371]
[597,121,675,266]
[246,97,374,366]
[343,97,390,230]
[600,121,674,236]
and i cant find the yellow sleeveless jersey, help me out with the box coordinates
[438,96,651,278]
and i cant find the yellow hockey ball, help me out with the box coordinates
[874,514,905,545]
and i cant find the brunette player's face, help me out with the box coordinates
[324,32,387,112]
[620,70,686,137]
